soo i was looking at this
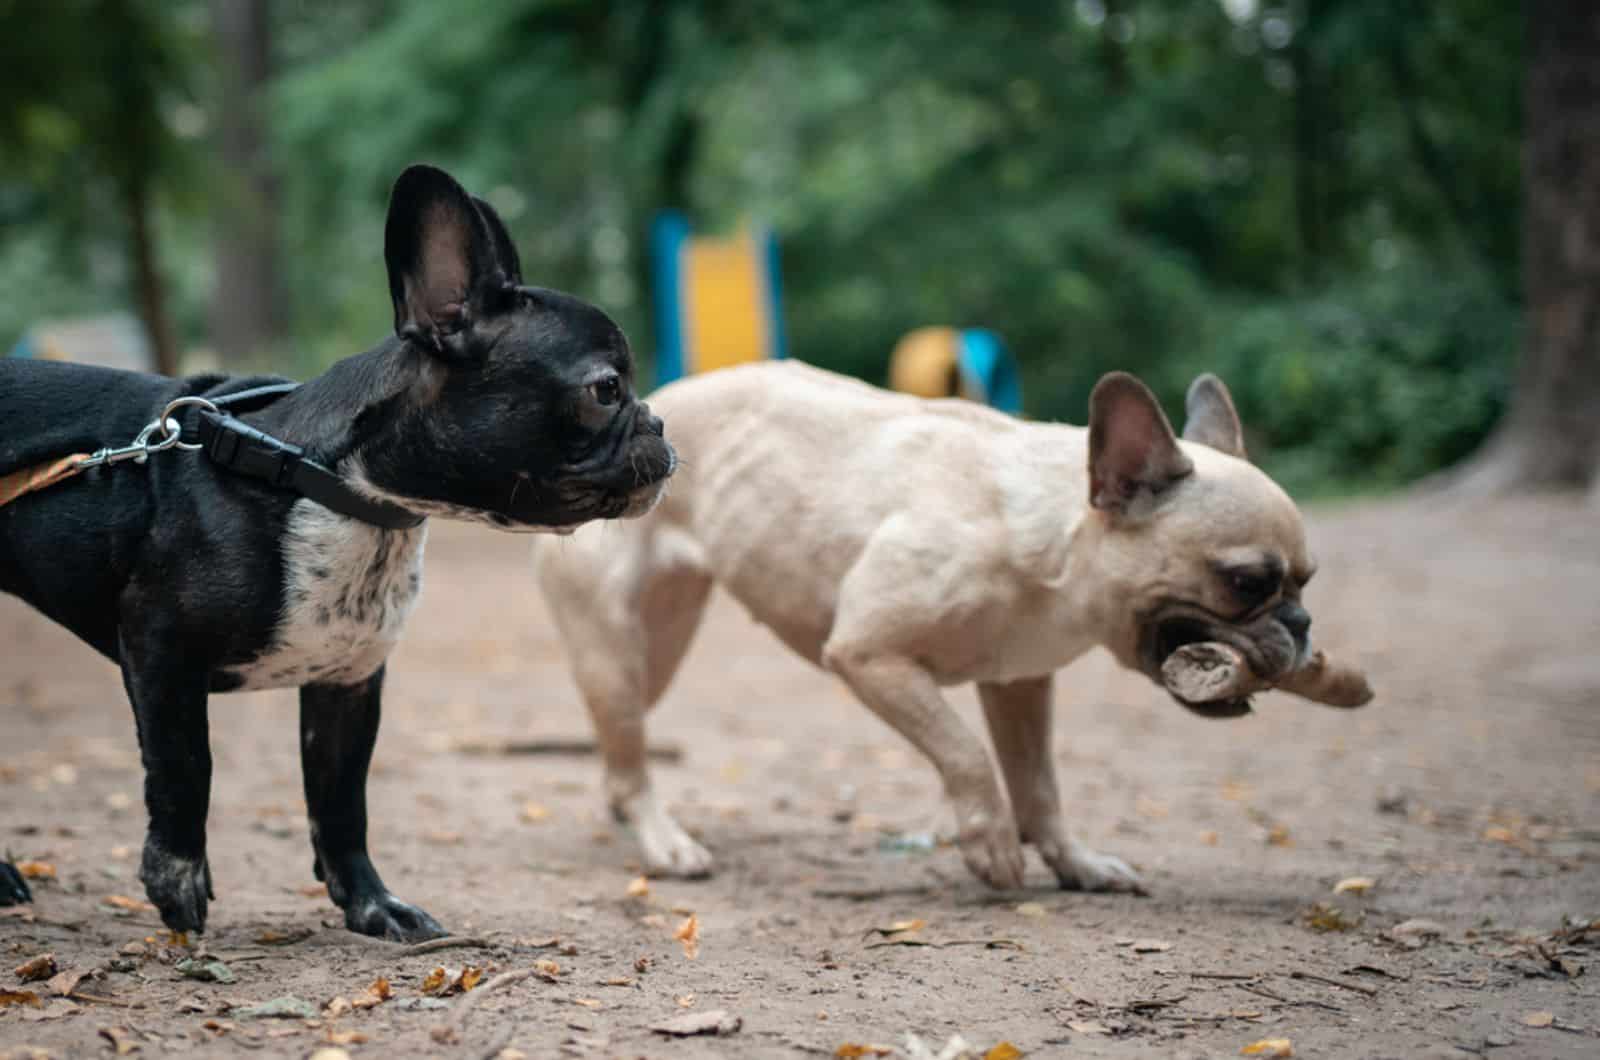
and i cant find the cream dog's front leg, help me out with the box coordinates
[978,676,1145,893]
[823,645,1026,889]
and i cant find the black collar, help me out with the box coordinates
[189,383,426,531]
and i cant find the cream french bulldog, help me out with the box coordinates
[534,361,1337,893]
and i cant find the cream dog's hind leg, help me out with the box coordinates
[978,677,1144,893]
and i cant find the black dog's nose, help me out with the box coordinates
[635,402,664,437]
[1276,601,1312,640]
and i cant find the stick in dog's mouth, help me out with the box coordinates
[1162,641,1374,714]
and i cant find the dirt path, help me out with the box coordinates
[3,496,1597,1059]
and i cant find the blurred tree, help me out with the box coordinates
[209,0,284,365]
[1447,0,1599,496]
[0,0,204,375]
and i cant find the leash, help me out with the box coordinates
[0,385,424,530]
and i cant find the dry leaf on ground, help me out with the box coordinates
[325,1029,369,1045]
[986,1043,1025,1060]
[102,895,156,913]
[866,918,926,938]
[1241,1039,1293,1057]
[45,968,90,997]
[15,861,55,880]
[533,959,561,982]
[574,997,603,1009]
[520,801,550,823]
[13,955,57,983]
[1014,902,1047,918]
[1333,876,1375,896]
[835,1046,894,1058]
[1522,1011,1554,1028]
[98,1026,140,1055]
[351,977,392,1010]
[625,876,650,898]
[650,1009,741,1036]
[0,989,43,1008]
[675,913,700,959]
[1304,903,1362,933]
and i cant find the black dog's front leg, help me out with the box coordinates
[119,630,215,934]
[300,668,445,942]
[0,861,31,906]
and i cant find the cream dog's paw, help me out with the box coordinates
[626,791,714,879]
[1037,832,1146,894]
[955,807,1027,890]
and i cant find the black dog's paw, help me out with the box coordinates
[345,892,447,943]
[139,844,212,934]
[0,861,32,906]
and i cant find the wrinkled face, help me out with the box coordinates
[363,164,674,533]
[1115,448,1316,718]
[406,286,675,532]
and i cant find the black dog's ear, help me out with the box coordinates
[384,165,513,355]
[472,195,523,287]
[1182,373,1247,459]
[1088,372,1194,516]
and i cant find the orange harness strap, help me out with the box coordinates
[0,454,90,509]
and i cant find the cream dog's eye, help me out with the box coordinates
[590,377,621,406]
[1227,570,1278,601]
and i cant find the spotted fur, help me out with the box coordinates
[224,499,427,691]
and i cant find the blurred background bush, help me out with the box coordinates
[0,1,1543,497]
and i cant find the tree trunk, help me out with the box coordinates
[124,174,180,378]
[1445,0,1600,496]
[208,0,282,366]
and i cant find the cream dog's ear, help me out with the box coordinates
[1182,373,1247,459]
[1087,372,1193,517]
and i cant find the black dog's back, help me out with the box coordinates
[0,358,193,475]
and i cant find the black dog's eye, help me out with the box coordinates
[1226,569,1279,604]
[590,377,621,406]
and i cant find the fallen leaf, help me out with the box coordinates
[423,830,463,845]
[520,802,551,823]
[1014,902,1047,918]
[309,1050,352,1060]
[1483,825,1518,844]
[98,1026,140,1055]
[101,895,156,914]
[236,996,319,1020]
[175,958,236,984]
[350,977,391,1009]
[325,1029,369,1045]
[15,861,55,880]
[1198,830,1220,846]
[634,955,652,974]
[297,883,328,899]
[1240,1039,1293,1057]
[986,1044,1024,1060]
[13,955,57,983]
[19,997,79,1021]
[1333,876,1375,896]
[1133,939,1172,953]
[1389,918,1446,940]
[45,968,89,997]
[1304,903,1362,933]
[255,928,311,946]
[1265,825,1293,847]
[1522,1011,1554,1028]
[1067,1019,1110,1035]
[676,993,696,1008]
[0,989,42,1008]
[573,997,603,1009]
[600,976,634,987]
[625,876,650,899]
[866,918,926,938]
[674,913,700,959]
[421,967,449,995]
[835,1046,894,1058]
[324,997,352,1018]
[650,1009,741,1036]
[533,959,561,982]
[202,1019,234,1035]
[459,966,484,992]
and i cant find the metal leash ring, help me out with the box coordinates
[152,396,220,452]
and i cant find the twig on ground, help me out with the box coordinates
[1236,982,1343,1014]
[813,884,938,902]
[1189,971,1260,981]
[400,935,492,957]
[67,991,141,1008]
[453,738,684,763]
[433,968,537,1044]
[1288,970,1379,997]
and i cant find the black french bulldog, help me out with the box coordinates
[0,165,675,940]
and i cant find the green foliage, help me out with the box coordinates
[1,0,1524,494]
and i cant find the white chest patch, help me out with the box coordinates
[223,500,427,691]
